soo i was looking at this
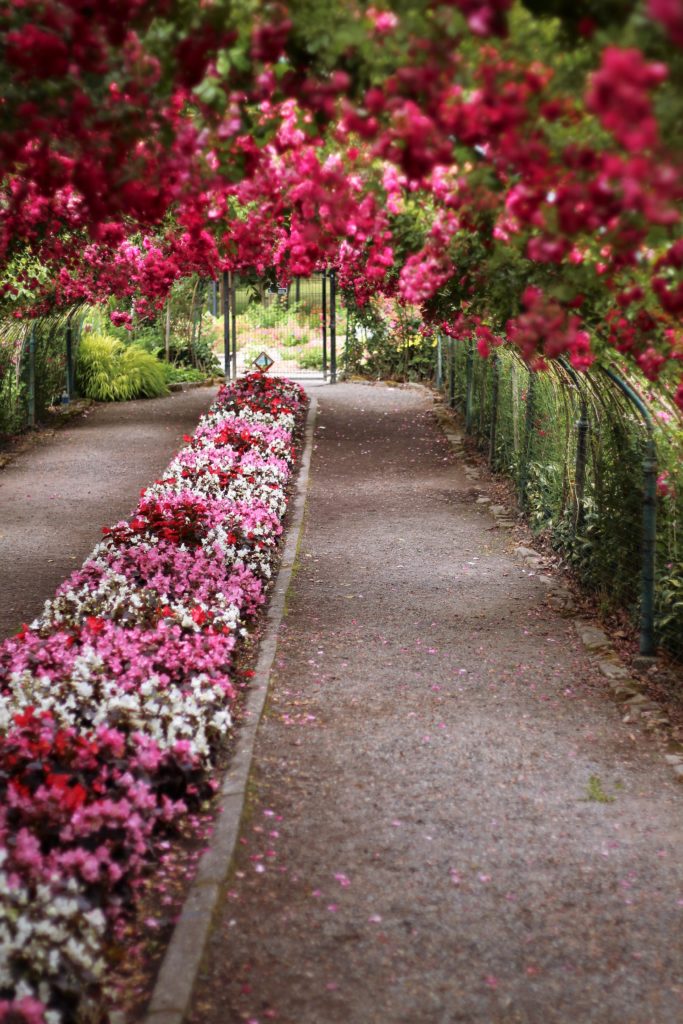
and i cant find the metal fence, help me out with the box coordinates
[216,270,340,381]
[435,336,683,661]
[0,310,82,435]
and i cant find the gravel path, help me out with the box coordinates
[189,382,683,1024]
[0,387,218,639]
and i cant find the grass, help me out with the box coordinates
[76,334,169,401]
[584,775,616,804]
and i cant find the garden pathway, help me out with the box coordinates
[0,386,218,639]
[189,381,682,1024]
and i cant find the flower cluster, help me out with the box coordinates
[0,373,307,1023]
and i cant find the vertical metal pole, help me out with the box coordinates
[329,268,337,384]
[436,334,443,390]
[295,276,301,304]
[489,354,500,468]
[519,370,536,503]
[575,398,589,530]
[28,325,36,427]
[164,301,171,363]
[321,270,328,381]
[449,339,456,409]
[465,339,475,433]
[65,320,74,400]
[600,366,657,656]
[222,270,230,380]
[231,271,238,378]
[212,279,218,317]
[641,432,657,656]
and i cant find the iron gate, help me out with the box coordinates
[215,270,339,381]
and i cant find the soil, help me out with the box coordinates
[187,382,683,1024]
[0,387,218,639]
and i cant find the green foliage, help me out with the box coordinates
[164,364,211,384]
[439,340,683,660]
[76,334,169,402]
[245,299,296,329]
[584,775,616,803]
[0,343,25,436]
[0,311,83,433]
[343,293,435,381]
[296,347,324,370]
[282,332,306,347]
[656,562,683,644]
[519,0,638,39]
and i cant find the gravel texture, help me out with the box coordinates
[0,387,218,639]
[188,382,683,1024]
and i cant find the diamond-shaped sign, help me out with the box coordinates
[252,351,275,372]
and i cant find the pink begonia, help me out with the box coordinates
[0,373,307,1018]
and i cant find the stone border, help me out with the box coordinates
[432,395,683,785]
[574,621,683,781]
[141,396,318,1024]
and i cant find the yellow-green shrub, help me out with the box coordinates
[76,334,169,401]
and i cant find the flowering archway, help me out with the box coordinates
[1,2,683,1019]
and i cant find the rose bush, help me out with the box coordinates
[0,372,307,1023]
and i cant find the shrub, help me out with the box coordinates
[296,347,324,370]
[76,334,169,401]
[164,364,210,384]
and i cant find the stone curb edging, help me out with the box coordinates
[139,396,318,1024]
[573,622,683,781]
[431,396,683,786]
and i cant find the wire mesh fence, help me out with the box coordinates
[225,273,339,379]
[0,308,85,435]
[437,336,683,661]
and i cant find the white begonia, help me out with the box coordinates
[0,386,303,1011]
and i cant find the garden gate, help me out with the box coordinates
[215,270,340,381]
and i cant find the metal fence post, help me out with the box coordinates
[27,325,36,427]
[222,270,230,380]
[329,268,337,383]
[436,334,443,390]
[449,339,456,409]
[231,272,238,378]
[575,398,589,530]
[164,301,171,363]
[602,367,657,656]
[65,318,75,400]
[489,353,500,468]
[519,370,536,504]
[322,270,328,381]
[559,358,590,532]
[465,339,474,433]
[641,433,658,656]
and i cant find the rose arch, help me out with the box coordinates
[0,1,682,1018]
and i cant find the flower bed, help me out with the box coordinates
[0,373,308,1024]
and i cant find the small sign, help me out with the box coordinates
[252,351,275,372]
